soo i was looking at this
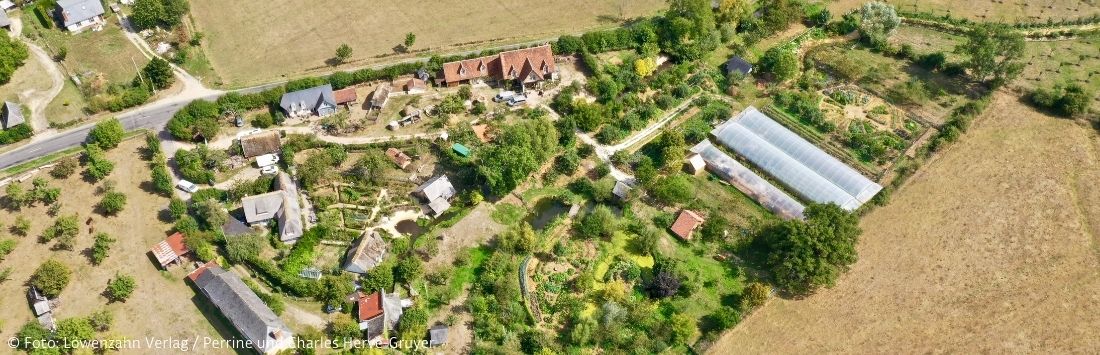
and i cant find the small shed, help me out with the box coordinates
[724,55,753,77]
[429,325,449,347]
[670,209,705,240]
[451,143,471,157]
[299,267,323,280]
[334,87,359,106]
[150,232,191,269]
[612,181,632,201]
[386,148,412,169]
[684,153,706,175]
[2,101,24,129]
[370,84,392,109]
[0,10,10,29]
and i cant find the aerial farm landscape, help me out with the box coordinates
[0,0,1098,354]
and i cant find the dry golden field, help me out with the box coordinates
[710,93,1100,353]
[0,139,234,354]
[189,0,666,87]
[816,0,1100,22]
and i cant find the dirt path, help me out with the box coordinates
[709,93,1100,353]
[17,40,65,133]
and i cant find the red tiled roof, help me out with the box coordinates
[440,44,556,84]
[333,88,358,104]
[187,260,220,282]
[385,147,411,168]
[670,210,704,240]
[166,232,189,256]
[358,291,384,321]
[152,232,191,267]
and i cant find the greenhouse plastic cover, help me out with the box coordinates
[690,140,805,220]
[711,106,882,211]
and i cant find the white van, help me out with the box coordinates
[176,180,199,193]
[256,153,280,168]
[493,91,516,103]
[507,95,528,107]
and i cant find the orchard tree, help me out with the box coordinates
[500,222,538,254]
[91,233,116,265]
[5,183,27,208]
[106,274,136,302]
[0,32,29,85]
[43,214,80,248]
[99,191,128,216]
[955,24,1026,87]
[50,157,79,179]
[56,317,95,345]
[574,205,617,239]
[83,144,115,181]
[13,215,31,236]
[89,118,126,150]
[31,259,71,298]
[740,282,771,311]
[334,44,353,64]
[404,32,417,49]
[858,1,900,44]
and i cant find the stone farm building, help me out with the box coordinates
[55,0,105,32]
[189,263,294,355]
[343,231,388,274]
[439,44,558,90]
[240,172,303,242]
[280,84,336,118]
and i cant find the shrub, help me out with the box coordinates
[50,157,79,178]
[31,260,71,298]
[106,274,136,302]
[99,191,128,215]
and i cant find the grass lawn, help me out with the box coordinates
[189,0,668,87]
[21,14,148,84]
[1015,34,1100,110]
[44,80,87,126]
[659,233,745,328]
[490,202,526,225]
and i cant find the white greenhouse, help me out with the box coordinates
[690,140,806,220]
[711,106,882,211]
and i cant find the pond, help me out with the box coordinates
[525,198,569,230]
[395,219,426,237]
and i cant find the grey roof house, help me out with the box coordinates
[279,84,336,118]
[190,264,295,355]
[724,55,753,77]
[343,231,388,274]
[240,172,303,242]
[55,0,105,32]
[412,175,456,217]
[0,11,11,29]
[2,101,24,129]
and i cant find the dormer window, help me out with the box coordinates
[542,62,550,75]
[478,61,486,72]
[508,67,517,78]
[458,66,467,76]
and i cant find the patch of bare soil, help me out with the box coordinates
[710,93,1100,353]
[0,139,233,354]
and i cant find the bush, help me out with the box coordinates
[0,124,33,144]
[91,233,116,265]
[106,274,136,302]
[251,112,275,128]
[1029,83,1092,117]
[82,144,115,181]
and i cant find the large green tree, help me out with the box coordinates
[955,24,1026,87]
[31,259,71,298]
[660,0,720,61]
[759,46,799,81]
[478,119,559,195]
[0,35,29,85]
[858,1,900,44]
[141,57,175,90]
[88,118,126,150]
[131,0,189,30]
[758,203,861,295]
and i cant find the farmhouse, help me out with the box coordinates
[239,131,282,158]
[333,87,358,107]
[724,55,753,77]
[240,172,303,242]
[55,0,106,32]
[395,77,428,94]
[280,84,336,118]
[189,263,295,355]
[413,175,456,218]
[2,101,23,129]
[343,231,388,274]
[670,209,704,240]
[385,147,411,169]
[356,290,405,344]
[712,106,882,211]
[439,44,558,89]
[150,232,190,269]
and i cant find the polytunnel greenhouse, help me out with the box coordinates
[690,140,805,220]
[711,106,882,211]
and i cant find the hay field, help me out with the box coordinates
[189,0,666,87]
[814,0,1100,22]
[0,139,234,354]
[709,93,1100,353]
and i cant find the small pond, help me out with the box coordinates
[525,198,570,230]
[395,219,426,237]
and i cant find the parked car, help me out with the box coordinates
[507,95,528,107]
[176,180,199,193]
[493,91,516,102]
[260,165,279,175]
[256,153,280,168]
[235,116,244,127]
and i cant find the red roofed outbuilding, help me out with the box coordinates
[670,210,705,241]
[151,232,191,269]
